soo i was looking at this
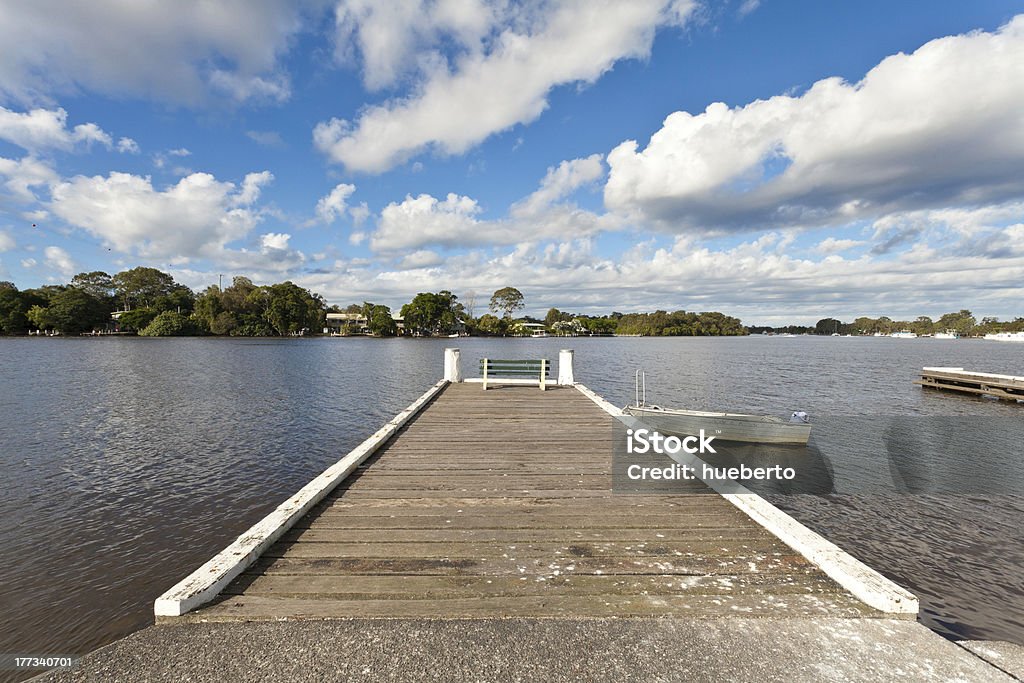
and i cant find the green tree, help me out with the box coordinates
[911,316,934,335]
[70,271,115,303]
[118,308,157,332]
[139,311,195,336]
[489,287,524,319]
[401,291,462,336]
[265,281,324,335]
[544,307,572,327]
[936,309,976,336]
[112,267,178,310]
[210,311,238,335]
[29,288,109,335]
[362,302,396,336]
[814,318,843,335]
[476,313,505,336]
[0,285,30,334]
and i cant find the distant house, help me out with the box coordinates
[512,321,549,337]
[324,312,367,335]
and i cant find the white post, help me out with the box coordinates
[444,347,462,382]
[558,349,575,385]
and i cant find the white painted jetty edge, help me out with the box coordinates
[574,382,919,616]
[154,379,449,618]
[922,367,1024,383]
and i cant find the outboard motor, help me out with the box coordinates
[790,410,810,424]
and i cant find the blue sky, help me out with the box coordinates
[0,0,1022,324]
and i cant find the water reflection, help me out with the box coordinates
[1,334,1023,676]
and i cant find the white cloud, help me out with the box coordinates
[349,202,370,226]
[738,0,760,18]
[0,0,312,104]
[814,237,864,255]
[605,16,1024,233]
[396,249,444,270]
[0,155,58,202]
[295,233,1024,324]
[316,0,697,172]
[333,0,497,91]
[0,231,14,252]
[373,192,482,251]
[209,70,291,104]
[511,153,604,218]
[260,232,291,251]
[49,170,272,260]
[369,155,620,252]
[43,245,75,276]
[235,171,274,206]
[315,183,357,223]
[20,257,36,268]
[117,137,140,154]
[0,106,113,152]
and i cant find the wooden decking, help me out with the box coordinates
[185,383,875,621]
[915,366,1024,402]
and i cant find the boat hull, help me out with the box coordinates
[625,406,811,445]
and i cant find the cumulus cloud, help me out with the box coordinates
[369,156,619,252]
[0,106,114,152]
[117,137,140,154]
[0,155,59,202]
[0,0,313,104]
[333,0,497,91]
[260,232,291,251]
[295,232,1024,324]
[315,183,357,223]
[605,16,1024,233]
[49,170,273,260]
[43,245,75,276]
[373,192,483,251]
[0,230,14,252]
[316,0,697,172]
[813,237,864,255]
[511,154,604,218]
[396,249,444,270]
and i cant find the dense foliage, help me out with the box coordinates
[12,272,1013,340]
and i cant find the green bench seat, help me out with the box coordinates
[479,358,550,390]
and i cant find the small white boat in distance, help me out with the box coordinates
[934,330,960,340]
[623,372,812,445]
[891,330,917,338]
[985,331,1024,342]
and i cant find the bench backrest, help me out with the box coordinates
[479,358,550,376]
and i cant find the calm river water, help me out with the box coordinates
[1,335,1023,678]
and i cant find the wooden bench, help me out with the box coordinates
[479,358,550,390]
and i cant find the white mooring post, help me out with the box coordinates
[444,347,463,382]
[558,349,575,385]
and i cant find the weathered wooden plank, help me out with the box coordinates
[226,573,848,599]
[280,527,774,544]
[267,539,788,560]
[177,592,874,622]
[246,553,819,577]
[188,381,878,622]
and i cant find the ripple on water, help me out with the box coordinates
[0,334,1023,680]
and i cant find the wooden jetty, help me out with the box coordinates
[156,349,915,623]
[915,366,1024,402]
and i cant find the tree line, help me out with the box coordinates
[0,268,324,337]
[750,310,1024,336]
[0,275,752,338]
